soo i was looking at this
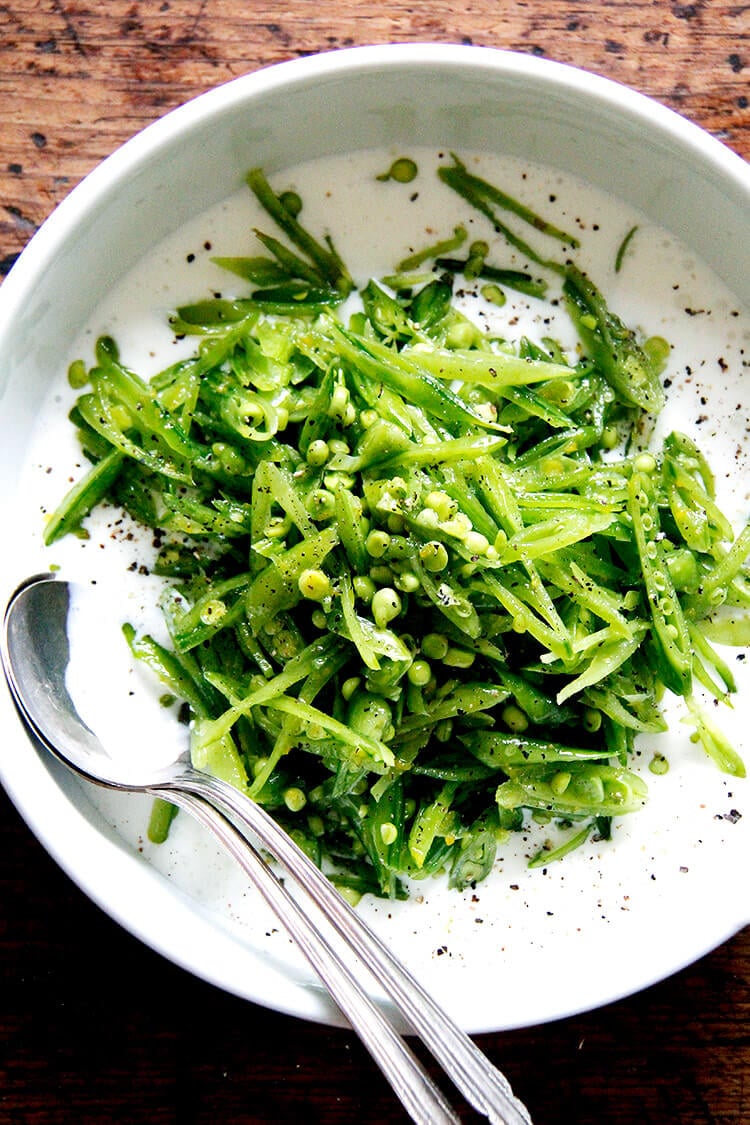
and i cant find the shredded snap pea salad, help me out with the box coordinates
[46,155,749,900]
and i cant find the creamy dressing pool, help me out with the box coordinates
[16,148,750,1011]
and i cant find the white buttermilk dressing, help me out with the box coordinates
[16,149,750,990]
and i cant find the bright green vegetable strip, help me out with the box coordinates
[564,265,665,414]
[583,686,667,734]
[211,255,291,285]
[245,167,353,295]
[399,343,576,390]
[190,726,251,790]
[379,433,508,469]
[684,524,750,619]
[685,697,746,778]
[363,778,405,897]
[398,684,509,733]
[122,623,219,717]
[688,623,736,699]
[245,527,339,634]
[338,571,382,671]
[44,448,124,545]
[147,798,179,844]
[438,153,578,267]
[75,387,194,483]
[436,257,548,299]
[264,694,395,769]
[529,823,594,868]
[192,635,344,744]
[481,575,570,660]
[495,510,616,564]
[627,471,692,696]
[448,812,500,889]
[251,230,332,289]
[161,574,254,652]
[701,610,750,647]
[408,782,458,868]
[410,556,482,639]
[614,225,639,273]
[466,731,610,769]
[554,627,647,705]
[496,764,648,818]
[537,559,633,638]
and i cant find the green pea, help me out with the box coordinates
[376,157,418,183]
[424,490,455,520]
[371,586,402,628]
[380,822,398,845]
[298,568,332,601]
[342,676,361,701]
[199,599,226,626]
[306,439,330,467]
[502,703,528,733]
[366,529,391,558]
[464,530,489,556]
[481,283,506,307]
[634,452,657,474]
[212,442,246,475]
[283,787,307,812]
[348,692,393,742]
[407,658,432,686]
[306,489,336,520]
[644,334,671,373]
[353,575,376,603]
[279,190,303,217]
[421,633,449,660]
[583,708,602,733]
[67,358,89,389]
[394,571,420,593]
[550,771,571,796]
[419,541,449,572]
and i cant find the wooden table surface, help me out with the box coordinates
[1,3,748,1122]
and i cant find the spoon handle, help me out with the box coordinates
[160,787,461,1125]
[166,769,532,1125]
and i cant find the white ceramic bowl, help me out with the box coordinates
[1,44,748,1033]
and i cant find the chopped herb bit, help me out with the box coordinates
[615,224,639,272]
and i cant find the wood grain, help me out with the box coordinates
[1,3,749,1123]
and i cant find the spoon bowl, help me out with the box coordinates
[2,574,194,790]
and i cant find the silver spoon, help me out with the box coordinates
[1,573,532,1125]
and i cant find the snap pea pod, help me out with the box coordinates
[627,470,693,696]
[564,264,665,414]
[43,448,124,546]
[496,764,648,818]
[435,258,549,300]
[245,167,353,296]
[438,153,578,269]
